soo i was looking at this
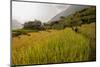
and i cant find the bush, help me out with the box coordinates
[23,19,42,30]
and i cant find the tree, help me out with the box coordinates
[23,19,42,30]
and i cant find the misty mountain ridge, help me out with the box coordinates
[49,5,90,22]
[12,19,23,30]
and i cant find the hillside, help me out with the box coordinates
[48,6,96,30]
[49,5,90,22]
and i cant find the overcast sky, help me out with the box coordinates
[12,1,70,23]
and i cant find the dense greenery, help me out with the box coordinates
[23,19,43,30]
[47,6,96,29]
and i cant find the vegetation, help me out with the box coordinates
[12,23,96,65]
[47,6,96,30]
[12,6,96,65]
[23,19,43,30]
[12,29,38,37]
[79,23,96,60]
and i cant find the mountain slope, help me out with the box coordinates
[46,6,96,30]
[49,5,90,22]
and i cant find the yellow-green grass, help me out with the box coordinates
[12,23,95,65]
[79,23,96,60]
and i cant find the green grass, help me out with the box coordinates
[12,25,94,65]
[12,29,39,33]
[12,29,39,37]
[79,23,96,60]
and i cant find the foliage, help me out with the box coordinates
[12,29,38,37]
[48,6,96,29]
[23,19,42,30]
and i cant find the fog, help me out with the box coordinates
[12,1,70,23]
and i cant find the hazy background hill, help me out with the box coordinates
[49,5,90,22]
[12,19,23,30]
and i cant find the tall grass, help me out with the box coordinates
[79,23,96,60]
[12,27,92,65]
